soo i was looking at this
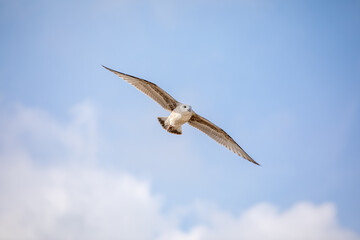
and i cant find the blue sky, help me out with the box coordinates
[0,0,360,239]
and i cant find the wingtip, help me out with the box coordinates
[102,65,118,74]
[247,157,261,166]
[251,159,261,166]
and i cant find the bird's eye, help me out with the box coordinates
[184,106,186,108]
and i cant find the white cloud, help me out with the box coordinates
[0,161,170,240]
[0,101,97,164]
[163,202,360,240]
[0,101,358,240]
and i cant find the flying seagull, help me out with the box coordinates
[103,66,259,165]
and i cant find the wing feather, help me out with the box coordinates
[189,113,259,165]
[103,66,179,111]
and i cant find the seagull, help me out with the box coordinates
[103,66,259,165]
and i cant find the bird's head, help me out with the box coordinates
[179,104,193,113]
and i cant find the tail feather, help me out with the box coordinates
[157,117,168,129]
[157,117,182,135]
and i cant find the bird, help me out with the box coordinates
[103,65,259,165]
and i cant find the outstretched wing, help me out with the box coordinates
[103,66,179,111]
[188,113,259,165]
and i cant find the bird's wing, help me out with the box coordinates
[188,113,259,165]
[103,66,179,111]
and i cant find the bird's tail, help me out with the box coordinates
[157,117,182,135]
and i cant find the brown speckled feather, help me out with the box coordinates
[189,113,259,165]
[103,66,259,165]
[103,66,179,111]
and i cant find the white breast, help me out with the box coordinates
[168,111,192,127]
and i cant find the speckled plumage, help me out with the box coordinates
[103,65,259,165]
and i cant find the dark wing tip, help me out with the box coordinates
[241,150,260,166]
[102,65,115,72]
[250,159,261,166]
[102,65,127,77]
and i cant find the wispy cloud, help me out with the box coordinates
[163,202,360,240]
[0,101,358,240]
